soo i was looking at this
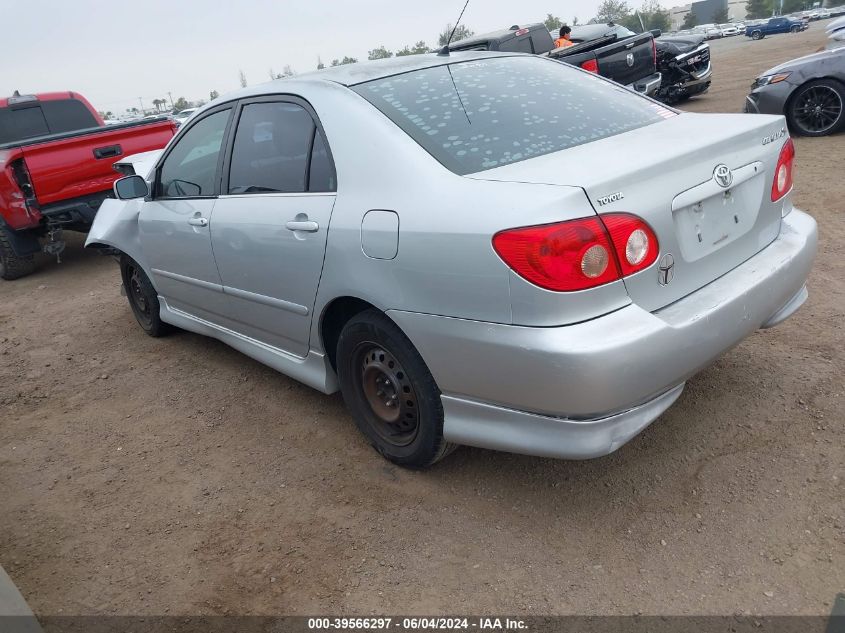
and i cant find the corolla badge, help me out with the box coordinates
[626,53,635,67]
[762,128,786,145]
[658,253,675,286]
[713,164,733,188]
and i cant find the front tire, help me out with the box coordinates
[120,256,170,337]
[787,79,845,137]
[336,309,456,468]
[0,230,36,281]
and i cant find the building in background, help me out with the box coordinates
[668,0,747,29]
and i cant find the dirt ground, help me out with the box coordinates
[1,22,843,617]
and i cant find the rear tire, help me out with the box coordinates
[120,255,170,337]
[790,25,800,32]
[787,79,845,137]
[0,230,36,281]
[336,309,457,468]
[751,30,763,39]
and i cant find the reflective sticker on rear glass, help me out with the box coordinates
[353,56,673,175]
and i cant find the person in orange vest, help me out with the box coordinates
[554,25,574,48]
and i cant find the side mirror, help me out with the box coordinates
[650,29,662,38]
[114,175,149,200]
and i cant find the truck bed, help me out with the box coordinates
[1,117,175,230]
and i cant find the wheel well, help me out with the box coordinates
[321,296,380,370]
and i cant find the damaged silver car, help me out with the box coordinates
[87,52,817,467]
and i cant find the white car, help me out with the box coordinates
[719,24,740,36]
[173,107,198,127]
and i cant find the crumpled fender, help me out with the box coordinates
[84,197,154,279]
[114,149,163,179]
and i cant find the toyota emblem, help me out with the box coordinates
[713,164,733,188]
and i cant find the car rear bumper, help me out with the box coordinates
[629,71,662,96]
[388,208,817,459]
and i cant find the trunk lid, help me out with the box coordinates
[468,112,790,312]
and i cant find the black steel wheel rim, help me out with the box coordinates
[128,266,153,327]
[353,343,419,447]
[793,85,843,134]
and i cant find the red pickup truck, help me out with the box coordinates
[0,91,176,280]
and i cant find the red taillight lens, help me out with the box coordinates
[580,59,599,73]
[492,214,659,292]
[493,217,620,291]
[601,213,660,277]
[771,137,795,202]
[651,37,657,66]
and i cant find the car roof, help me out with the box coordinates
[184,51,524,120]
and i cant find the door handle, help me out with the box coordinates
[93,144,123,160]
[285,220,319,232]
[188,217,208,227]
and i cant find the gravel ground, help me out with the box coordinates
[0,22,842,617]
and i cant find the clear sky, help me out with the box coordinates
[1,0,637,114]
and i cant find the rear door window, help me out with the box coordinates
[40,99,99,132]
[499,36,534,53]
[352,56,670,175]
[0,106,49,144]
[228,102,335,194]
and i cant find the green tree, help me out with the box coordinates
[172,97,190,112]
[712,6,729,22]
[544,13,563,30]
[396,40,430,56]
[781,0,804,12]
[682,11,698,27]
[209,90,219,100]
[330,56,358,66]
[572,16,580,25]
[238,70,247,88]
[745,0,772,19]
[317,56,325,70]
[595,0,632,22]
[368,46,393,60]
[438,23,474,45]
[639,0,671,30]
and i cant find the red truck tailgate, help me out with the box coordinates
[21,119,175,206]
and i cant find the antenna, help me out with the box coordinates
[437,0,471,56]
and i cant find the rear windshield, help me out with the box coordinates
[0,98,99,145]
[352,56,670,175]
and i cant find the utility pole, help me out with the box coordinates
[167,92,174,110]
[138,97,144,114]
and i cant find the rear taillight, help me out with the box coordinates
[651,37,657,67]
[9,158,35,198]
[492,213,659,292]
[580,59,599,73]
[601,213,659,277]
[771,137,795,202]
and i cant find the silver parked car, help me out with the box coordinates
[87,52,817,467]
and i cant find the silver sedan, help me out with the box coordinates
[88,51,817,467]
